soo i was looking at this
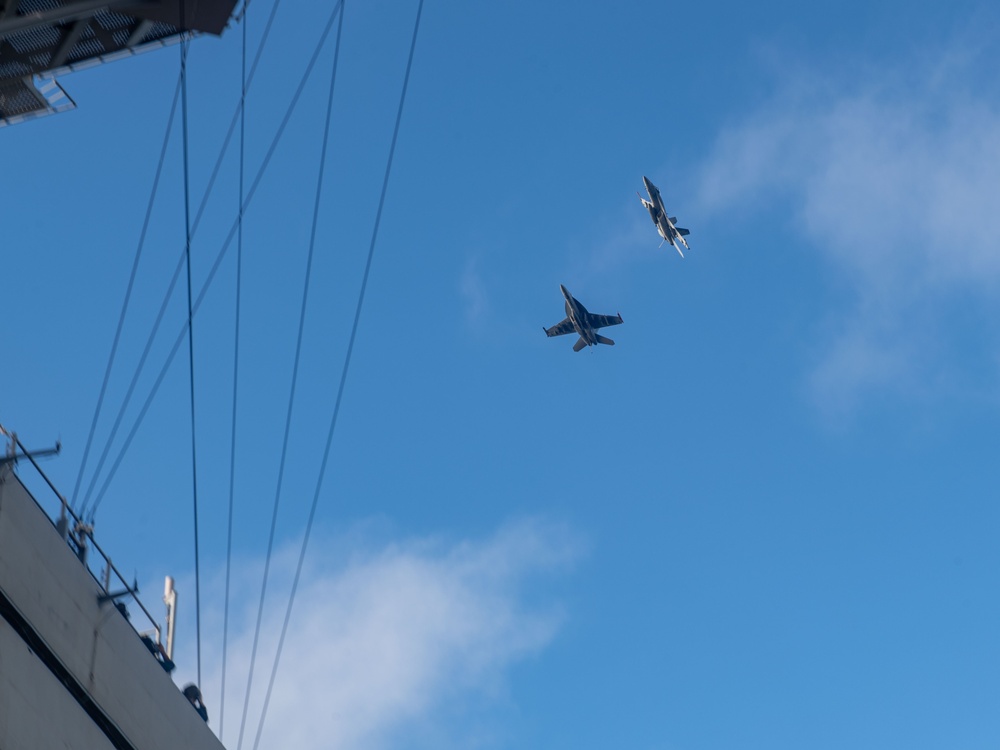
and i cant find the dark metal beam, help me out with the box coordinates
[0,0,148,39]
[49,18,90,69]
[125,17,153,47]
[0,0,20,22]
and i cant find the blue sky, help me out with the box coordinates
[4,1,1000,748]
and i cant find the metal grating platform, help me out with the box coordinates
[0,0,239,126]
[0,75,74,126]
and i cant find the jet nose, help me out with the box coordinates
[642,175,652,190]
[559,284,570,299]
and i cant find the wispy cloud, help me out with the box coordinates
[170,518,581,750]
[577,211,660,287]
[460,256,490,332]
[694,49,1000,412]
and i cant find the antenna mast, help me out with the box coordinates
[164,576,178,661]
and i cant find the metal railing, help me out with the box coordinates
[0,425,165,648]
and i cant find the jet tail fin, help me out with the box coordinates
[573,337,588,352]
[677,227,690,236]
[595,335,615,346]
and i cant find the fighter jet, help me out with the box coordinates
[638,175,690,257]
[543,285,624,352]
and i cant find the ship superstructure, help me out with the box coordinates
[0,432,224,750]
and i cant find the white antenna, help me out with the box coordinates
[163,576,177,661]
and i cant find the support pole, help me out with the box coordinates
[163,576,177,661]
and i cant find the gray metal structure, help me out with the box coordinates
[0,0,239,127]
[543,284,624,352]
[0,429,224,750]
[638,175,691,257]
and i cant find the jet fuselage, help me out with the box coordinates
[560,284,597,345]
[639,175,689,256]
[544,285,623,351]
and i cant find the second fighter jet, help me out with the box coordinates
[638,175,690,257]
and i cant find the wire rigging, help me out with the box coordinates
[87,0,350,522]
[179,27,204,692]
[251,2,425,745]
[234,4,344,748]
[219,1,249,737]
[76,249,185,520]
[78,0,285,519]
[71,74,181,516]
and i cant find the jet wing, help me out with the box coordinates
[586,312,623,330]
[543,318,575,337]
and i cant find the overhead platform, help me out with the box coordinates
[0,0,240,126]
[0,75,73,125]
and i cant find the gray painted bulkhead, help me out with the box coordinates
[0,468,225,750]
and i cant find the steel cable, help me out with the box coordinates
[79,0,285,518]
[250,2,425,746]
[88,0,346,525]
[178,28,204,692]
[71,74,181,515]
[234,3,345,747]
[219,0,250,737]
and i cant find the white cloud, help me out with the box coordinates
[170,518,581,750]
[694,51,1000,411]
